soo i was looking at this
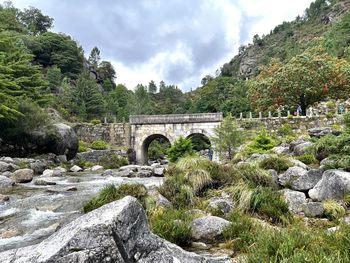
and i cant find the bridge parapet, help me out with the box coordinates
[130,113,223,125]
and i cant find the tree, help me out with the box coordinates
[0,2,24,32]
[249,46,350,114]
[88,46,101,69]
[18,7,53,35]
[148,80,157,94]
[25,32,84,79]
[133,84,152,115]
[46,65,62,93]
[167,136,194,162]
[211,116,244,160]
[73,71,105,120]
[0,31,48,121]
[106,84,135,121]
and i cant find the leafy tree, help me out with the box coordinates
[167,136,194,162]
[25,32,84,79]
[88,46,101,69]
[0,31,47,121]
[98,61,116,81]
[18,6,53,35]
[133,84,152,115]
[46,65,62,93]
[148,80,157,94]
[212,115,244,160]
[0,2,24,32]
[249,46,350,114]
[106,84,135,121]
[73,71,105,120]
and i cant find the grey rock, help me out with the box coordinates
[0,196,229,263]
[29,160,50,175]
[1,171,12,178]
[320,157,337,169]
[278,166,307,189]
[0,194,9,204]
[136,170,153,178]
[191,216,231,242]
[91,165,104,172]
[0,161,11,173]
[0,176,15,188]
[153,167,165,177]
[42,169,63,177]
[302,202,324,217]
[291,159,308,170]
[50,123,79,160]
[246,153,272,162]
[75,150,127,164]
[272,146,290,155]
[208,197,233,215]
[293,142,313,156]
[10,169,34,183]
[309,170,350,201]
[283,168,322,191]
[308,127,341,138]
[0,157,14,163]
[33,179,57,186]
[281,189,306,213]
[148,188,173,208]
[119,165,140,172]
[70,165,83,173]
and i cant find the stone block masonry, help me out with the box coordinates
[73,123,130,147]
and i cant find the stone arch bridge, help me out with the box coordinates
[129,113,223,164]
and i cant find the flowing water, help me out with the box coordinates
[0,172,164,252]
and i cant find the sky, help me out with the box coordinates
[9,0,314,91]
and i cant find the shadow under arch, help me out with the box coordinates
[186,133,211,151]
[141,134,171,165]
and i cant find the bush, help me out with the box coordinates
[236,163,273,187]
[250,186,292,225]
[323,200,345,221]
[91,140,108,150]
[90,119,102,125]
[296,154,318,165]
[83,183,147,213]
[245,130,276,156]
[277,124,294,137]
[148,139,170,160]
[259,156,292,172]
[78,140,88,153]
[148,208,193,246]
[75,159,94,169]
[99,154,128,169]
[167,136,194,162]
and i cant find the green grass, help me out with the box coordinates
[323,200,345,221]
[296,154,319,165]
[99,153,128,169]
[78,140,88,153]
[90,140,108,150]
[83,183,148,213]
[148,207,193,246]
[259,156,293,172]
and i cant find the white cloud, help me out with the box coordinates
[8,0,314,91]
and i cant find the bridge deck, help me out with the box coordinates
[130,113,223,125]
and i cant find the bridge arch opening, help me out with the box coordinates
[187,133,211,156]
[142,134,171,165]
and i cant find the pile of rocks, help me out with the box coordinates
[102,163,166,178]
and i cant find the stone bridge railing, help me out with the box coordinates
[129,113,223,125]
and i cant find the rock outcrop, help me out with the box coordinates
[0,196,229,263]
[191,216,231,242]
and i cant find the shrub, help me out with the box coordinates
[224,181,253,213]
[75,159,94,169]
[250,186,292,225]
[323,200,345,221]
[148,139,170,160]
[90,119,102,125]
[245,130,276,156]
[91,140,108,150]
[78,140,88,153]
[148,208,193,246]
[99,154,128,169]
[277,124,294,137]
[167,136,194,162]
[83,183,147,213]
[259,156,292,172]
[296,154,318,165]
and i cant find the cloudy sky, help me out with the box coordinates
[10,0,313,91]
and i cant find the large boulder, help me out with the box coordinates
[293,142,313,156]
[281,189,306,213]
[0,197,229,263]
[308,127,341,138]
[280,168,323,191]
[309,170,350,201]
[191,216,231,242]
[10,169,33,183]
[278,166,307,189]
[302,202,324,217]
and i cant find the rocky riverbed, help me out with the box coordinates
[0,168,164,253]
